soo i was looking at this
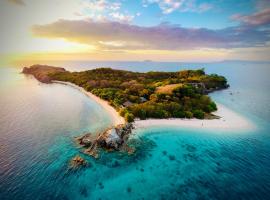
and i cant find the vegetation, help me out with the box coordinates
[49,68,228,122]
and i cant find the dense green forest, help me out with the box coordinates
[49,68,228,122]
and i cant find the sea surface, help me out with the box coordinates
[1,61,270,200]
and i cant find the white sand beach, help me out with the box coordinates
[52,81,125,127]
[134,104,255,131]
[53,81,255,132]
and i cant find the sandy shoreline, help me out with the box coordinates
[52,81,125,127]
[134,104,255,131]
[53,81,255,132]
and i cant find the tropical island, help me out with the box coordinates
[23,64,229,122]
[23,64,253,161]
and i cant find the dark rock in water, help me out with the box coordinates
[120,144,135,155]
[127,187,132,193]
[77,123,135,159]
[81,137,92,147]
[69,155,87,168]
[75,133,94,147]
[79,186,88,197]
[111,160,120,167]
[84,144,99,159]
[98,128,123,150]
[185,144,197,152]
[168,155,176,161]
[98,182,104,189]
[98,123,134,150]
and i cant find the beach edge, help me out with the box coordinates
[53,81,255,132]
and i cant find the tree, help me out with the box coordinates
[171,109,184,118]
[193,110,204,119]
[149,94,158,102]
[125,112,134,122]
[139,89,150,98]
[184,111,193,118]
[119,108,128,117]
[138,109,147,119]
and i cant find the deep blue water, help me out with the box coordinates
[1,61,270,200]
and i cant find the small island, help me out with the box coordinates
[23,64,228,121]
[23,64,231,158]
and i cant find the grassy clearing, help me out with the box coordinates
[155,83,183,94]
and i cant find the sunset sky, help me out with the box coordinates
[1,0,270,63]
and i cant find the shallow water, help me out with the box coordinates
[1,61,270,200]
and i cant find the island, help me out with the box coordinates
[23,64,228,120]
[22,64,232,159]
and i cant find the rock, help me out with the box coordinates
[76,123,135,158]
[75,133,94,147]
[106,128,122,148]
[168,155,176,161]
[115,123,134,139]
[127,187,132,193]
[111,160,120,167]
[97,123,134,151]
[122,145,135,155]
[82,137,92,146]
[84,148,99,159]
[97,128,123,150]
[70,155,87,168]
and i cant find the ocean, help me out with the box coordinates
[0,61,270,200]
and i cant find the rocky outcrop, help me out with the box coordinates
[76,123,135,158]
[97,123,134,151]
[69,155,87,169]
[98,128,123,149]
[22,65,66,83]
[75,133,94,147]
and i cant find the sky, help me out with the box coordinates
[0,0,270,63]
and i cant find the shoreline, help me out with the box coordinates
[53,81,255,132]
[52,81,125,127]
[134,104,255,131]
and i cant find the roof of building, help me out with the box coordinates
[123,101,133,107]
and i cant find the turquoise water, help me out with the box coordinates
[1,61,270,199]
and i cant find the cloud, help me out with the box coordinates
[197,3,213,13]
[143,0,212,14]
[31,19,270,51]
[83,0,107,12]
[7,0,25,6]
[80,0,136,23]
[232,8,270,26]
[82,0,121,12]
[109,12,134,23]
[110,2,121,11]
